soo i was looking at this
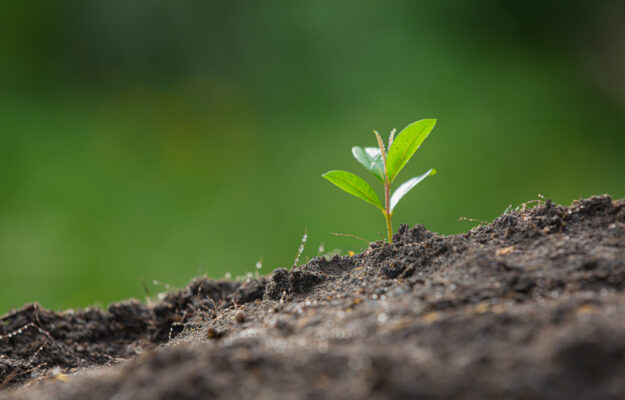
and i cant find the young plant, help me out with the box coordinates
[322,119,437,243]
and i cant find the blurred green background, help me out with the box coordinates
[1,1,624,314]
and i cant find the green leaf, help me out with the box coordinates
[387,119,436,183]
[322,170,384,211]
[390,168,436,212]
[352,146,385,182]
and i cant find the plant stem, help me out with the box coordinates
[384,210,393,243]
[384,178,392,243]
[373,130,394,243]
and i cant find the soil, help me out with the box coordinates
[1,195,625,400]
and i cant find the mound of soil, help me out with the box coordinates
[1,195,624,399]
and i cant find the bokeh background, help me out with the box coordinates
[1,0,624,314]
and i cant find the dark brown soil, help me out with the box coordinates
[1,195,625,399]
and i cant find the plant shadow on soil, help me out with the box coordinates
[1,195,625,399]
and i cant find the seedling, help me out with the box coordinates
[322,119,437,243]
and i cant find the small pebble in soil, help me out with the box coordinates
[234,311,246,323]
[206,327,224,339]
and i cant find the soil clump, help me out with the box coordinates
[1,195,624,399]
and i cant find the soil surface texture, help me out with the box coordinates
[1,195,625,399]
